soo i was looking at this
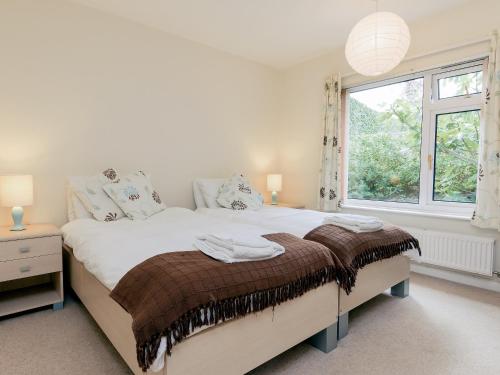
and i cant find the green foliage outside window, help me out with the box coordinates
[434,110,479,203]
[347,74,479,204]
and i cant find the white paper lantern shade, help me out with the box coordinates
[345,11,411,77]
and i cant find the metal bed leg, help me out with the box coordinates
[391,278,409,298]
[337,312,349,340]
[309,322,338,352]
[52,302,64,311]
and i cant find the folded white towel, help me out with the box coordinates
[194,233,285,263]
[329,223,383,233]
[323,214,383,233]
[197,233,274,250]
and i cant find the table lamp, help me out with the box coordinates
[0,175,33,231]
[267,174,282,205]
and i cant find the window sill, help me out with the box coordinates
[342,204,472,221]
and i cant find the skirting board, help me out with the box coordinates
[411,263,500,293]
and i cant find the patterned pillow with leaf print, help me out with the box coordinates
[216,174,264,210]
[103,171,166,220]
[68,168,125,222]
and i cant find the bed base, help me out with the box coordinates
[337,255,410,339]
[63,245,339,375]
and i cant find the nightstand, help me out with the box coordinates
[265,202,305,209]
[0,224,63,317]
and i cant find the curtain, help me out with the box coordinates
[318,74,342,212]
[472,30,500,229]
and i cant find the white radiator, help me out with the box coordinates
[404,227,495,277]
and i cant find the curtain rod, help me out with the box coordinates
[341,36,491,79]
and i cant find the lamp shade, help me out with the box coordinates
[0,175,34,207]
[345,11,410,77]
[267,174,282,192]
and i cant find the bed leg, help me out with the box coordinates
[337,312,349,340]
[53,302,64,311]
[391,278,409,298]
[308,322,337,352]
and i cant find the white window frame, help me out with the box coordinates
[433,62,484,101]
[343,59,485,216]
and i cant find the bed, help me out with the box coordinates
[195,204,413,339]
[62,207,340,375]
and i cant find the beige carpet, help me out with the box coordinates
[1,273,499,375]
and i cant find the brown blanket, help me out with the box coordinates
[304,224,420,294]
[110,233,344,372]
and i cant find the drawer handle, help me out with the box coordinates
[19,247,31,254]
[19,265,31,273]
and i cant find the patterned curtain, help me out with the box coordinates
[472,30,500,229]
[318,74,342,212]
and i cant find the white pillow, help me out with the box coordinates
[66,186,77,222]
[193,181,207,209]
[72,194,93,220]
[216,175,263,210]
[196,178,226,208]
[68,168,125,222]
[103,171,166,220]
[66,186,93,221]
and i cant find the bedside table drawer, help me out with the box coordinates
[0,236,61,262]
[0,254,62,282]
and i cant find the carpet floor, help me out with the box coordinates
[1,273,499,375]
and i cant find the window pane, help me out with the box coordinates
[438,70,482,99]
[347,78,423,203]
[433,110,480,203]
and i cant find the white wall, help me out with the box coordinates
[278,0,500,272]
[2,0,500,277]
[0,0,281,226]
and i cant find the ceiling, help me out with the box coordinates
[71,0,473,69]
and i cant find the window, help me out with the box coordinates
[345,60,485,215]
[437,70,483,99]
[433,110,480,203]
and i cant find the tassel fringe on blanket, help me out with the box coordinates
[137,265,339,371]
[304,224,421,295]
[351,237,420,271]
[344,237,421,294]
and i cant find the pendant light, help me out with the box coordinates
[345,0,411,76]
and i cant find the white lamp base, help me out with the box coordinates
[10,206,26,231]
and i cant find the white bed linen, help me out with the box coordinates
[62,207,280,372]
[196,206,333,238]
[62,207,276,290]
[66,186,93,221]
[193,180,207,208]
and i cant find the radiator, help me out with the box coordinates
[404,227,495,277]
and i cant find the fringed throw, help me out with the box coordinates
[304,224,421,294]
[110,233,341,372]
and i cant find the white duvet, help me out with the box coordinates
[196,206,333,238]
[62,207,276,291]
